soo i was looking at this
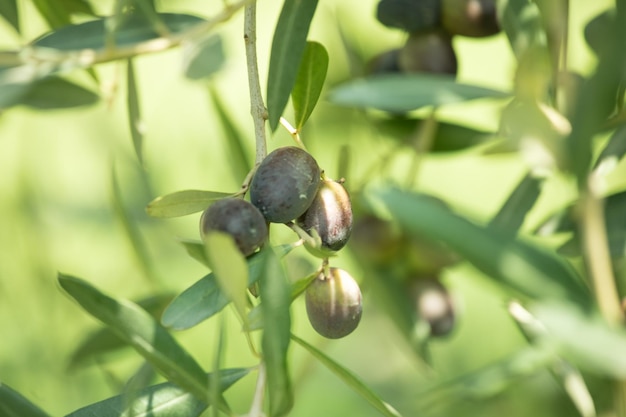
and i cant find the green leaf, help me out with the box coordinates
[258,248,293,417]
[266,0,320,131]
[127,59,144,164]
[594,124,626,173]
[488,172,542,236]
[498,0,546,59]
[58,274,210,403]
[146,190,234,218]
[203,232,249,323]
[329,74,510,113]
[69,294,175,369]
[0,383,51,417]
[292,41,329,130]
[366,187,591,306]
[0,0,19,33]
[292,334,403,417]
[9,76,99,110]
[66,368,250,417]
[373,117,494,152]
[180,240,211,268]
[183,35,225,80]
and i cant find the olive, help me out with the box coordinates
[250,146,321,223]
[200,198,268,257]
[305,268,363,339]
[412,278,455,337]
[441,0,500,38]
[377,0,442,33]
[297,180,353,252]
[350,215,403,265]
[398,31,458,76]
[366,49,402,76]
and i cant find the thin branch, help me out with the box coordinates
[246,362,267,417]
[280,117,307,150]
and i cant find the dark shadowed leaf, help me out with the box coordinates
[367,187,591,306]
[489,172,543,236]
[65,368,250,417]
[58,274,211,404]
[146,190,234,218]
[259,248,293,417]
[292,334,403,417]
[292,41,328,130]
[329,74,510,113]
[127,59,144,163]
[0,383,51,417]
[15,76,99,110]
[183,34,225,80]
[0,0,19,33]
[266,0,319,131]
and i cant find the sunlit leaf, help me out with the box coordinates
[0,0,19,33]
[0,383,51,417]
[183,35,225,80]
[329,74,510,113]
[292,41,328,130]
[292,334,403,417]
[366,187,591,306]
[266,0,319,131]
[127,59,144,164]
[58,274,211,404]
[146,190,234,218]
[66,368,250,417]
[259,248,293,417]
[489,172,542,236]
[498,0,546,59]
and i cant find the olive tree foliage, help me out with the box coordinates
[2,0,626,416]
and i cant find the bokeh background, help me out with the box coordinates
[0,0,619,415]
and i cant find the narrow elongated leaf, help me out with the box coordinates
[0,383,51,417]
[146,190,233,218]
[259,249,293,417]
[204,232,249,322]
[498,0,546,59]
[367,187,591,306]
[292,334,403,417]
[127,59,144,163]
[292,41,329,130]
[13,76,99,110]
[183,35,225,80]
[58,274,210,403]
[266,0,320,131]
[181,240,211,268]
[594,124,626,173]
[66,368,250,417]
[0,0,19,33]
[329,74,510,113]
[489,172,542,236]
[32,0,71,28]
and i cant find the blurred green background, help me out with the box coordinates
[0,0,620,416]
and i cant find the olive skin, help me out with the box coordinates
[250,146,321,223]
[366,49,402,76]
[297,180,353,252]
[398,31,458,76]
[200,198,268,257]
[305,268,362,339]
[441,0,500,38]
[412,278,455,337]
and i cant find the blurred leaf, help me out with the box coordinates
[593,124,626,174]
[127,59,144,163]
[292,334,403,417]
[69,293,174,369]
[183,34,225,80]
[181,240,211,268]
[373,117,494,152]
[8,76,99,110]
[550,360,597,417]
[367,187,591,306]
[0,383,51,417]
[122,362,157,412]
[66,368,250,417]
[0,0,19,33]
[266,0,319,131]
[498,0,546,59]
[329,74,510,113]
[584,9,614,56]
[258,248,293,417]
[489,172,542,236]
[58,274,211,403]
[146,190,234,218]
[292,41,328,130]
[204,232,249,323]
[32,0,71,29]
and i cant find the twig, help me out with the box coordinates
[280,117,307,150]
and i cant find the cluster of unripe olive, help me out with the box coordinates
[199,146,362,339]
[368,0,500,76]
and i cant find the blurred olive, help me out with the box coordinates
[441,0,500,37]
[349,214,404,265]
[377,0,442,32]
[412,278,455,337]
[366,48,402,75]
[398,31,458,76]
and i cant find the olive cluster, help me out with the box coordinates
[368,0,500,76]
[200,146,362,339]
[350,214,456,338]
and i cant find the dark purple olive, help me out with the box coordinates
[305,268,362,339]
[398,31,458,76]
[250,146,321,223]
[366,49,402,75]
[349,215,404,265]
[200,198,268,257]
[297,180,353,252]
[412,278,455,337]
[441,0,500,38]
[376,0,442,32]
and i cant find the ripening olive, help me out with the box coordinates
[376,0,442,33]
[350,215,403,265]
[250,146,321,223]
[398,31,458,76]
[412,278,455,337]
[200,198,268,257]
[305,268,363,339]
[297,180,353,252]
[366,49,402,76]
[441,0,500,38]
